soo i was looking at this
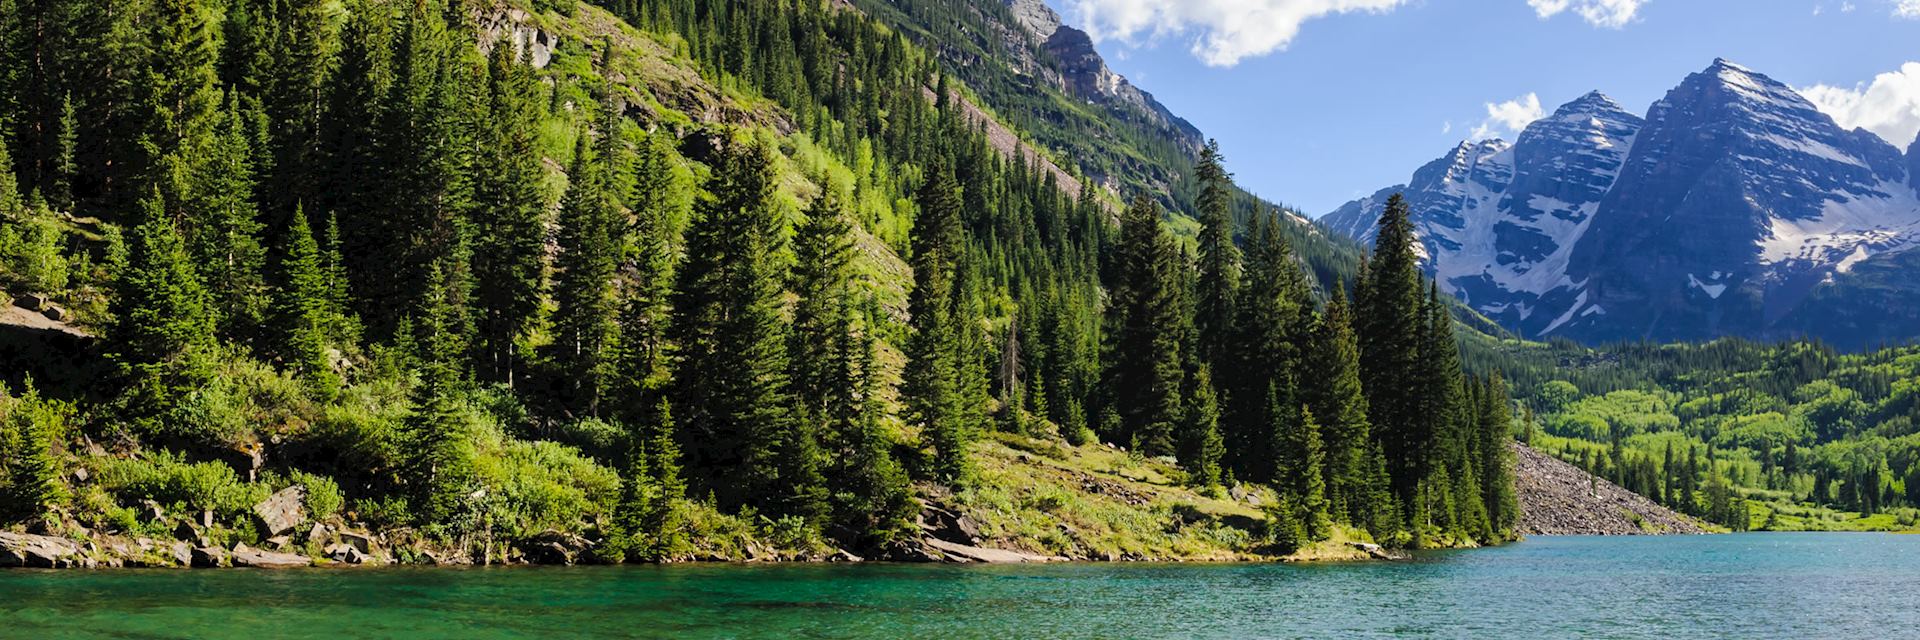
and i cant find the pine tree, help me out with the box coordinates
[1180,364,1225,486]
[1305,287,1372,523]
[669,136,809,516]
[612,398,689,561]
[1,382,63,523]
[1478,375,1519,535]
[471,42,549,387]
[903,162,975,486]
[612,132,680,423]
[550,130,621,414]
[405,356,474,528]
[110,188,216,429]
[145,0,223,167]
[262,0,337,214]
[1289,406,1331,541]
[1226,212,1311,483]
[180,93,268,340]
[1101,194,1186,457]
[274,205,341,395]
[789,187,857,425]
[1358,193,1431,511]
[833,314,917,546]
[1192,140,1239,376]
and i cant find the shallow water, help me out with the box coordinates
[3,532,1916,638]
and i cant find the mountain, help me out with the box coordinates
[1323,60,1920,349]
[855,0,1366,290]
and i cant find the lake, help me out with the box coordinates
[3,533,1915,638]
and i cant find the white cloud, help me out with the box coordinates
[1897,0,1920,18]
[1526,0,1647,28]
[1469,93,1545,140]
[1063,0,1411,67]
[1799,62,1920,147]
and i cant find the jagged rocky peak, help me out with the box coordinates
[1553,90,1627,115]
[1004,0,1062,40]
[1322,59,1920,348]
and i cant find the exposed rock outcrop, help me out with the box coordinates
[1513,442,1711,536]
[0,532,84,568]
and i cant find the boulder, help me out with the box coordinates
[168,542,193,567]
[252,485,307,536]
[42,304,67,322]
[919,505,982,544]
[0,532,83,568]
[304,523,330,545]
[325,543,370,565]
[191,546,229,568]
[1346,542,1409,561]
[231,543,311,569]
[827,549,864,563]
[520,530,590,565]
[337,530,377,555]
[141,500,167,523]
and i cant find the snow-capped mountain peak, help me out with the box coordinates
[1322,60,1920,349]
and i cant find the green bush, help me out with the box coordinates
[95,451,269,521]
[0,207,71,293]
[474,427,622,539]
[163,351,313,448]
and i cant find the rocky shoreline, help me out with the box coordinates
[6,443,1691,570]
[1512,442,1713,536]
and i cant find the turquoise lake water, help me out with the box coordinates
[3,532,1916,638]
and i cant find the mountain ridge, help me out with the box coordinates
[1323,59,1920,349]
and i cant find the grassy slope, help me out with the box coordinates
[956,433,1381,561]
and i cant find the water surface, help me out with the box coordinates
[3,533,1915,638]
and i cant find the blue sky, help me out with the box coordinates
[1043,0,1920,215]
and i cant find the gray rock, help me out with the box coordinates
[325,543,370,565]
[231,543,311,569]
[0,531,82,568]
[252,485,307,536]
[305,523,330,545]
[520,530,590,565]
[168,542,193,567]
[191,546,229,568]
[337,530,376,554]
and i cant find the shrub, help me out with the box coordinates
[0,208,70,293]
[473,428,622,539]
[95,451,269,521]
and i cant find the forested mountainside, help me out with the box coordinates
[0,0,1518,567]
[1477,334,1920,531]
[849,0,1363,292]
[1325,60,1920,350]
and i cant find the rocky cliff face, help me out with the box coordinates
[1323,60,1920,348]
[1001,0,1203,150]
